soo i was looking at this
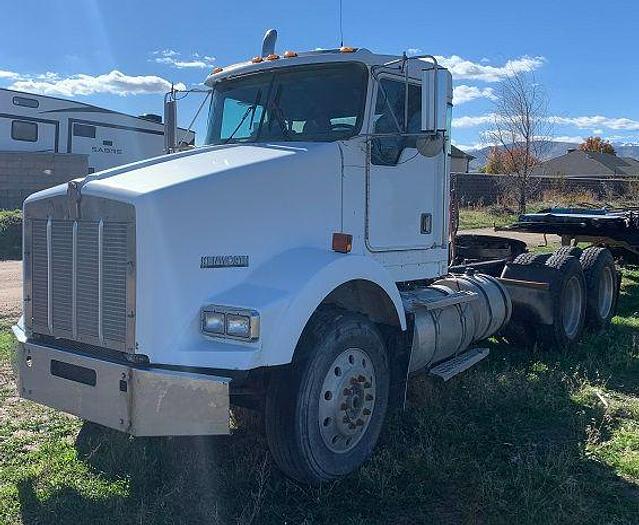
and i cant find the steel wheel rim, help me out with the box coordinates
[598,266,614,319]
[318,348,376,454]
[563,275,583,338]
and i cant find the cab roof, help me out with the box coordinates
[204,48,443,86]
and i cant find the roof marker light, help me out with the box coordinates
[212,67,224,74]
[283,50,298,58]
[266,53,280,61]
[339,46,357,53]
[251,56,263,63]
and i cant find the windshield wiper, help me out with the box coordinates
[224,88,262,144]
[267,85,291,138]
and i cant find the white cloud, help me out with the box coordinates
[0,70,20,80]
[548,115,639,131]
[406,48,422,57]
[453,112,639,133]
[9,70,186,97]
[453,85,496,105]
[452,114,496,128]
[434,55,545,82]
[152,49,216,69]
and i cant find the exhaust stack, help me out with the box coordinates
[164,95,177,154]
[261,29,278,57]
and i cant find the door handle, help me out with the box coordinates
[420,213,432,234]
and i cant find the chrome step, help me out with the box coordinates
[429,347,490,381]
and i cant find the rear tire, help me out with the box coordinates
[580,247,618,330]
[265,308,390,484]
[540,254,587,350]
[555,246,583,258]
[513,252,552,266]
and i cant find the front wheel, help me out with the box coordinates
[265,308,390,484]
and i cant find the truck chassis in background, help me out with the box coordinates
[500,205,639,264]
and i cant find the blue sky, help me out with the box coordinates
[2,0,639,150]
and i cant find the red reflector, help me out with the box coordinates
[332,233,352,253]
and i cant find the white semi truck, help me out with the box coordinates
[13,34,620,484]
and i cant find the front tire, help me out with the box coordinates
[265,308,390,484]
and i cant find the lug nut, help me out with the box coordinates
[350,377,358,385]
[363,408,371,416]
[358,375,366,382]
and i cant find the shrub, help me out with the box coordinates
[0,210,22,260]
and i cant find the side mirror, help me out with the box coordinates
[421,66,438,133]
[164,97,177,153]
[416,135,444,157]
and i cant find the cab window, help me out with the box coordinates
[371,79,421,165]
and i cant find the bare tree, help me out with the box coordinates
[486,71,552,214]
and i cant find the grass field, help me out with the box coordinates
[1,271,639,524]
[458,206,520,230]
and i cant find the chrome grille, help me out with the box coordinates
[26,197,135,353]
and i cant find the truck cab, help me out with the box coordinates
[14,41,616,484]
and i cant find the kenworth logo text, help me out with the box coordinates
[200,255,249,268]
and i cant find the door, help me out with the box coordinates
[366,78,443,251]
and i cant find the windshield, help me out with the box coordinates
[204,63,368,145]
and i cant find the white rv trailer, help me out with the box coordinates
[0,88,195,173]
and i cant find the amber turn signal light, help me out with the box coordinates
[339,46,357,53]
[266,53,279,61]
[212,67,224,74]
[283,50,298,58]
[251,56,263,63]
[332,233,353,253]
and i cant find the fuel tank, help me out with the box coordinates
[403,272,511,373]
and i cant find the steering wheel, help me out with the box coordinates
[330,122,356,133]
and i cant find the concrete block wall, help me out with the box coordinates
[452,172,638,206]
[0,152,88,209]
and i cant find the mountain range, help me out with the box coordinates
[465,142,639,171]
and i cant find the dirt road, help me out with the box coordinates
[460,227,562,250]
[0,260,21,323]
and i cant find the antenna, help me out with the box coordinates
[339,0,344,47]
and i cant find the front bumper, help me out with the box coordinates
[13,324,230,436]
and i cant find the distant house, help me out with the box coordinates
[450,145,475,173]
[532,148,639,178]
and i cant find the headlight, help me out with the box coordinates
[202,310,225,335]
[200,305,259,341]
[226,314,251,338]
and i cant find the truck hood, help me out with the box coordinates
[97,141,343,368]
[79,143,323,201]
[23,141,347,369]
